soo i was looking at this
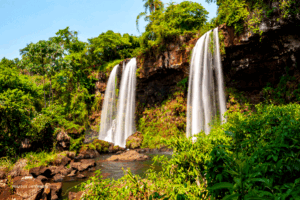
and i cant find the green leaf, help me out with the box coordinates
[222,193,240,200]
[210,182,234,190]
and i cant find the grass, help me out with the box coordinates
[22,150,67,170]
[0,157,14,171]
[138,89,187,148]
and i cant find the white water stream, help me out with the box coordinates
[98,64,120,143]
[99,58,137,148]
[186,27,227,139]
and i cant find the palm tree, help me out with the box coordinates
[136,0,164,32]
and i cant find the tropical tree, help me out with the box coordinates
[136,0,164,32]
[20,40,69,107]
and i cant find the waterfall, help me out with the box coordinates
[99,58,137,148]
[114,58,137,148]
[186,27,226,139]
[98,64,120,143]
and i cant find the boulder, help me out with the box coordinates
[13,176,44,200]
[0,169,6,179]
[70,161,81,171]
[52,156,71,166]
[108,144,125,153]
[78,160,96,172]
[126,131,143,149]
[70,160,95,172]
[106,150,149,161]
[49,182,62,200]
[60,167,72,176]
[36,175,48,182]
[77,174,86,179]
[67,170,77,177]
[0,179,7,188]
[0,186,11,200]
[78,149,100,159]
[53,174,64,182]
[69,191,84,200]
[41,183,51,200]
[67,151,76,159]
[29,166,52,178]
[51,165,64,176]
[56,130,71,151]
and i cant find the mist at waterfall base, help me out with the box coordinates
[186,27,227,140]
[99,58,137,148]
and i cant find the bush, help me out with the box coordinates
[207,103,300,199]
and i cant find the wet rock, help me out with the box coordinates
[56,130,71,151]
[53,174,64,182]
[108,144,125,153]
[53,155,71,166]
[0,179,7,188]
[69,191,84,200]
[70,161,81,170]
[77,174,86,179]
[107,150,149,161]
[126,131,143,149]
[70,159,95,172]
[36,175,48,182]
[67,170,77,177]
[29,166,51,178]
[78,149,100,159]
[42,183,51,200]
[0,186,11,200]
[74,154,84,161]
[88,167,95,172]
[67,151,76,159]
[13,176,44,199]
[49,182,62,200]
[0,170,6,179]
[60,167,72,176]
[51,165,64,176]
[78,159,96,172]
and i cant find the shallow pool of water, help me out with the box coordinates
[61,151,172,198]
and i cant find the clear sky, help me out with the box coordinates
[0,0,217,60]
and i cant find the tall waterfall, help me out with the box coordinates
[114,58,137,148]
[186,27,226,139]
[99,58,137,148]
[98,64,120,143]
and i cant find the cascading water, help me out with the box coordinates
[186,27,226,139]
[98,64,120,143]
[99,58,137,148]
[114,58,137,148]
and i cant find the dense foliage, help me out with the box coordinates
[138,1,209,51]
[206,0,300,34]
[78,103,300,199]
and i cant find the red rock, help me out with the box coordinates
[13,176,44,199]
[106,150,149,161]
[69,191,84,200]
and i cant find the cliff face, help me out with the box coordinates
[135,36,196,114]
[92,10,300,131]
[220,5,300,104]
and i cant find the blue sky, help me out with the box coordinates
[0,0,217,60]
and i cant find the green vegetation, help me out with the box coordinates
[23,151,66,169]
[1,1,300,199]
[138,82,187,148]
[206,0,300,35]
[78,103,300,199]
[138,1,209,53]
[262,68,300,104]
